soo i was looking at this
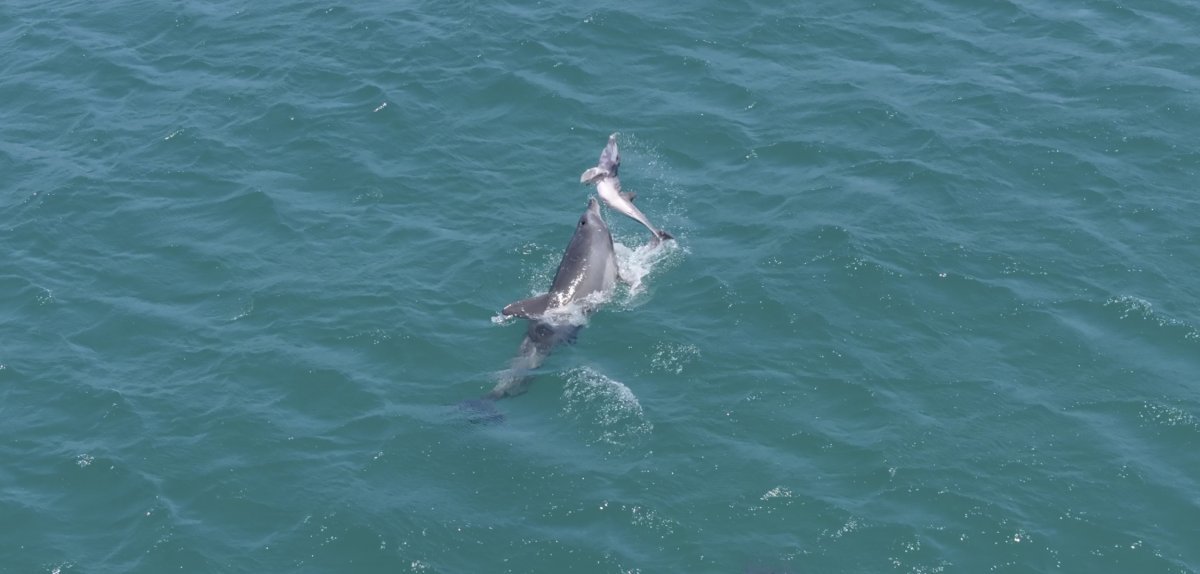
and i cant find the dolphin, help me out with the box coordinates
[459,198,621,419]
[580,133,674,245]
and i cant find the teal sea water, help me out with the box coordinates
[3,0,1198,571]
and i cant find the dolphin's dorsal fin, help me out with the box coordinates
[502,294,552,319]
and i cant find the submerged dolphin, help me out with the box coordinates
[462,198,621,416]
[580,133,674,245]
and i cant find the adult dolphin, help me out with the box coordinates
[459,198,621,419]
[580,133,674,245]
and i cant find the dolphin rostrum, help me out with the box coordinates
[464,198,621,414]
[580,133,674,245]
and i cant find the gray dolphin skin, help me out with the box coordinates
[458,198,620,420]
[580,133,674,245]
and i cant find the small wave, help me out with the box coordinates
[1106,295,1154,319]
[760,486,794,501]
[560,367,652,447]
[1104,295,1200,340]
[1139,401,1198,431]
[228,297,255,322]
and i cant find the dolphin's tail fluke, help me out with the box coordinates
[649,229,674,247]
[455,397,505,424]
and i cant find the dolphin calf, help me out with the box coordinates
[462,198,621,415]
[580,133,674,245]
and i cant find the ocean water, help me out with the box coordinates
[2,0,1198,572]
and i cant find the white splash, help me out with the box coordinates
[613,238,680,300]
[490,295,602,327]
[760,486,793,501]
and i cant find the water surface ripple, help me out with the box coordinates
[2,0,1198,572]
